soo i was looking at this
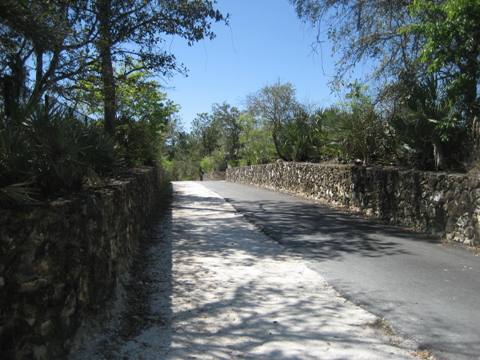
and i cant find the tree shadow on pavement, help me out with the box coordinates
[168,281,401,359]
[163,189,415,359]
[220,197,440,262]
[169,183,479,360]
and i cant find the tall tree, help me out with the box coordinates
[291,0,479,168]
[211,103,241,163]
[238,112,276,165]
[0,0,226,135]
[0,0,97,117]
[290,0,419,85]
[75,66,178,122]
[96,0,117,134]
[247,82,299,160]
[191,112,222,156]
[92,0,226,134]
[407,0,480,144]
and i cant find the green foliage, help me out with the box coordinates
[408,0,480,75]
[273,106,331,162]
[166,130,203,180]
[0,0,225,202]
[169,83,398,177]
[191,112,222,156]
[199,150,226,173]
[244,82,390,164]
[0,0,98,116]
[0,104,117,206]
[0,0,225,134]
[211,103,242,163]
[314,108,344,159]
[77,69,178,123]
[199,156,216,174]
[335,84,392,165]
[407,0,480,131]
[238,113,276,165]
[290,0,479,169]
[115,119,158,167]
[28,111,116,193]
[247,82,299,160]
[389,75,468,170]
[76,69,178,167]
[167,103,245,179]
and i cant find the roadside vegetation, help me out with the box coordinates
[1,0,479,187]
[0,0,226,206]
[168,0,480,179]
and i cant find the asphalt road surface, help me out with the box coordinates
[201,181,480,360]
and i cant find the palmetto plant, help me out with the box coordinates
[0,116,36,205]
[331,84,393,165]
[389,75,468,170]
[0,103,117,206]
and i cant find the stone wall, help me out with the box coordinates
[0,167,164,359]
[226,162,480,246]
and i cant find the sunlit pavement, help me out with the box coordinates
[72,181,419,359]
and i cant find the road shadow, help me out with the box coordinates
[167,279,402,359]
[219,197,441,262]
[191,182,480,360]
[166,188,412,359]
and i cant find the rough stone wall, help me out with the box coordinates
[226,162,480,246]
[0,167,163,359]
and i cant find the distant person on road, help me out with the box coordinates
[199,168,205,181]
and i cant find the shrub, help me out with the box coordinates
[0,104,117,206]
[114,115,168,167]
[332,84,394,165]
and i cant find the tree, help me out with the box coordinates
[0,0,226,135]
[335,84,391,165]
[290,0,419,85]
[287,105,326,162]
[0,0,97,117]
[167,128,204,180]
[75,68,179,166]
[76,69,178,123]
[92,0,226,134]
[407,0,480,145]
[238,113,276,165]
[389,73,467,170]
[191,112,222,156]
[291,0,478,169]
[211,103,242,164]
[247,82,299,160]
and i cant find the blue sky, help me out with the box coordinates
[164,0,341,129]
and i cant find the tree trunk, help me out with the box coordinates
[460,54,479,161]
[97,0,116,135]
[3,54,26,121]
[2,76,14,120]
[272,125,288,161]
[473,115,480,158]
[25,48,45,115]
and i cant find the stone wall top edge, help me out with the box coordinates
[0,166,156,220]
[228,162,473,179]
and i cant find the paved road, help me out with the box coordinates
[72,182,415,359]
[201,181,480,360]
